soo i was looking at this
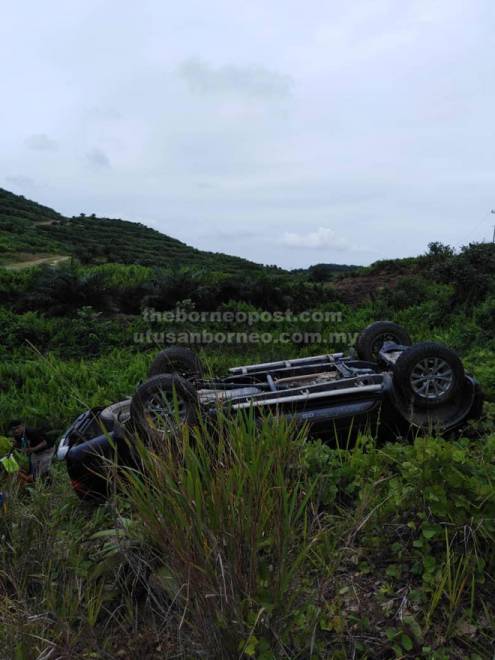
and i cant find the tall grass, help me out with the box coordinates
[2,424,495,657]
[0,470,118,657]
[120,413,327,657]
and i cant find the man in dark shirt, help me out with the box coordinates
[9,420,54,481]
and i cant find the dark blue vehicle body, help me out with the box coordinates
[57,346,483,500]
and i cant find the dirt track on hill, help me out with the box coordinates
[3,255,70,270]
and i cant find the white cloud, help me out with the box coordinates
[282,227,351,251]
[178,57,293,98]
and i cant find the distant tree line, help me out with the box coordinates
[0,263,331,316]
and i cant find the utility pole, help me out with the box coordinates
[492,210,495,243]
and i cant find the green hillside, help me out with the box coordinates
[0,188,272,273]
[0,188,362,276]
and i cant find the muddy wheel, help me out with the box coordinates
[356,321,412,361]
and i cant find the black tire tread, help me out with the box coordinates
[148,346,203,378]
[356,321,412,361]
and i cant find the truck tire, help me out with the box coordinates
[393,342,464,408]
[148,346,204,379]
[130,374,198,442]
[356,321,412,361]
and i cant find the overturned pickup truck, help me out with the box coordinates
[57,321,483,499]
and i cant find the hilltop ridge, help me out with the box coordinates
[0,188,274,273]
[0,188,363,277]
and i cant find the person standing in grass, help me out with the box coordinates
[9,420,54,482]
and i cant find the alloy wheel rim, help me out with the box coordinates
[144,391,187,432]
[410,357,454,400]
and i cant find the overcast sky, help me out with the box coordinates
[1,1,495,268]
